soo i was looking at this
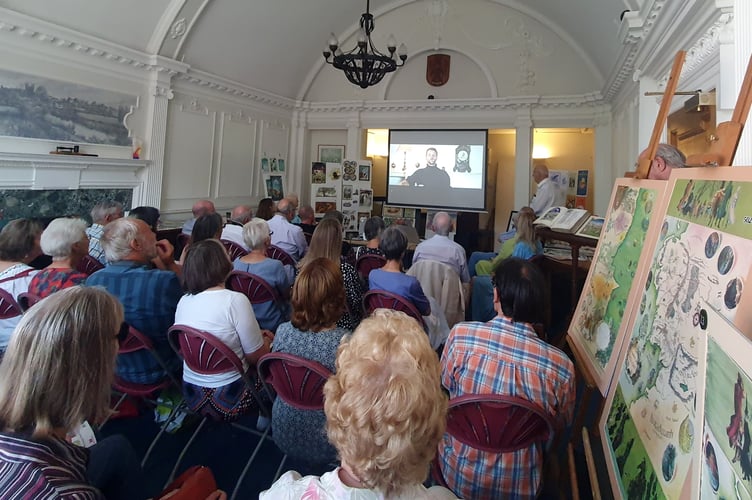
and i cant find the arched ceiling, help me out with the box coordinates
[1,0,641,100]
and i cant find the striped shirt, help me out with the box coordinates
[439,316,575,499]
[0,433,103,499]
[86,261,183,384]
[85,224,106,264]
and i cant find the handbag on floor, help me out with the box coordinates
[156,465,225,500]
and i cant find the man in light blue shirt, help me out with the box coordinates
[412,211,469,283]
[267,197,308,261]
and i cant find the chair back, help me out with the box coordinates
[356,253,386,281]
[0,289,23,320]
[168,324,245,376]
[226,270,281,305]
[221,239,248,261]
[446,394,555,453]
[363,289,426,328]
[266,245,295,267]
[76,254,105,275]
[257,353,332,410]
[17,292,42,312]
[113,325,179,395]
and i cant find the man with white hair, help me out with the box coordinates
[182,199,216,235]
[86,200,123,264]
[220,204,253,251]
[529,164,560,216]
[86,218,182,384]
[641,143,686,180]
[268,197,308,261]
[412,211,469,283]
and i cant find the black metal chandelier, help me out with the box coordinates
[323,0,407,89]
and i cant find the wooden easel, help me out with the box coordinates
[634,51,687,179]
[685,54,752,167]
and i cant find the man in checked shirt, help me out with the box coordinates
[438,257,575,499]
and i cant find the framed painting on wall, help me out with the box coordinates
[568,178,667,396]
[600,167,752,500]
[318,145,345,164]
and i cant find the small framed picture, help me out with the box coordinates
[318,145,345,164]
[359,164,371,181]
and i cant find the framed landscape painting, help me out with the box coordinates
[601,167,752,499]
[318,145,345,164]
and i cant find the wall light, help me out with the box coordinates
[366,129,389,157]
[532,144,551,159]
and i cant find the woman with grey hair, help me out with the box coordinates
[233,217,292,332]
[28,217,89,299]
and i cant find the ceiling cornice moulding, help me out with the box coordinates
[175,69,297,111]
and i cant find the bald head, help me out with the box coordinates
[533,164,549,184]
[192,200,215,218]
[231,205,253,224]
[277,198,295,220]
[432,212,452,236]
[287,193,299,208]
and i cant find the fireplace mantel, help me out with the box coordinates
[0,152,150,203]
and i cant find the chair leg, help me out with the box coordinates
[230,425,271,500]
[166,416,208,486]
[273,454,288,483]
[99,392,128,430]
[141,400,186,467]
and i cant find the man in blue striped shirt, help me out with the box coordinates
[87,218,183,384]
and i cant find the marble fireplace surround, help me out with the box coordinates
[0,152,149,221]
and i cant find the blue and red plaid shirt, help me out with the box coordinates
[439,316,575,499]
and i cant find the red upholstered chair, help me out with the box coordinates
[257,352,333,479]
[266,244,295,267]
[0,289,23,320]
[363,289,426,330]
[76,254,105,275]
[221,239,248,261]
[432,394,556,495]
[355,253,386,282]
[167,325,274,498]
[226,270,282,305]
[17,292,42,312]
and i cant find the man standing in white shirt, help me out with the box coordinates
[220,205,253,250]
[412,212,469,283]
[267,197,308,261]
[529,164,559,216]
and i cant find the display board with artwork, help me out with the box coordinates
[601,167,752,499]
[568,178,667,395]
[261,156,287,201]
[311,158,372,236]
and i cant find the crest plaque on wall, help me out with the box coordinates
[426,54,450,87]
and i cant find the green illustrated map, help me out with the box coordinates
[605,178,752,498]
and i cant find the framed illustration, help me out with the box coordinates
[600,168,752,499]
[575,216,605,240]
[318,145,345,164]
[694,302,752,500]
[266,175,284,201]
[359,163,371,181]
[568,179,666,396]
[506,210,519,232]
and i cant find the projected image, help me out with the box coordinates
[387,129,487,211]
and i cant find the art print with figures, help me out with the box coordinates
[568,178,667,396]
[601,167,752,499]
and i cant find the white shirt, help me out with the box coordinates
[174,289,263,387]
[529,177,558,215]
[220,224,249,251]
[267,214,308,261]
[0,264,38,350]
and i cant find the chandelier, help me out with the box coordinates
[323,0,407,89]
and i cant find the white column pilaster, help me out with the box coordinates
[594,112,613,216]
[289,107,309,203]
[346,117,362,160]
[514,110,533,210]
[141,73,173,207]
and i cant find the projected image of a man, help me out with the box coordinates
[404,147,451,189]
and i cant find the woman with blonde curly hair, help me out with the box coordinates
[261,309,456,499]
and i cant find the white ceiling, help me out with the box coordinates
[1,0,637,100]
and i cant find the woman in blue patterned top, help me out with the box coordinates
[271,257,349,464]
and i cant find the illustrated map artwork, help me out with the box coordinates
[602,168,752,499]
[698,305,752,500]
[569,179,666,395]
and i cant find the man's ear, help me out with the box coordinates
[655,156,667,174]
[130,236,141,252]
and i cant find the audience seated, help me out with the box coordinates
[256,198,275,221]
[322,210,352,260]
[412,211,469,283]
[28,217,89,299]
[471,206,540,277]
[296,204,317,235]
[0,219,42,354]
[369,226,430,316]
[299,218,362,330]
[86,218,182,384]
[439,257,575,499]
[175,239,273,421]
[287,193,301,224]
[221,205,253,251]
[353,216,385,260]
[129,206,161,233]
[268,198,308,262]
[87,200,123,264]
[261,309,455,499]
[233,218,293,331]
[180,213,224,264]
[182,199,216,236]
[270,257,349,464]
[0,286,149,499]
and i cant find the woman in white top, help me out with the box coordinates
[0,219,42,354]
[261,309,456,500]
[174,239,273,421]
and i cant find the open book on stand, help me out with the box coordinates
[534,206,590,233]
